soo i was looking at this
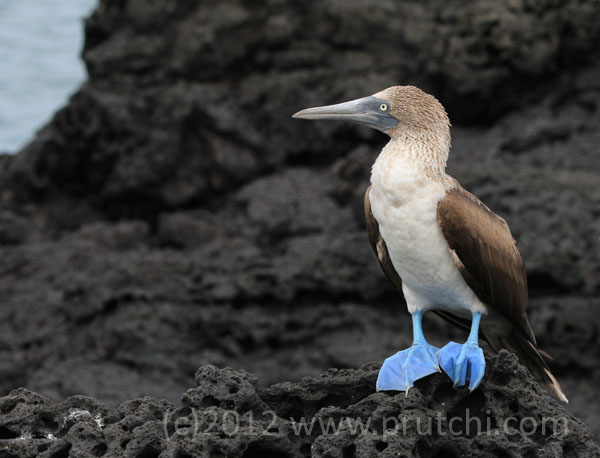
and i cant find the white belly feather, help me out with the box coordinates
[370,143,487,316]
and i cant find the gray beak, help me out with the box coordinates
[292,95,399,132]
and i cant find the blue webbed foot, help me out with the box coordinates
[438,341,485,391]
[376,343,440,392]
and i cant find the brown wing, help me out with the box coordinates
[437,186,535,344]
[437,187,567,401]
[364,186,404,297]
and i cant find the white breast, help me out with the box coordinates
[369,141,486,315]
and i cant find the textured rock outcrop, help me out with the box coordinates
[0,0,599,447]
[1,354,598,458]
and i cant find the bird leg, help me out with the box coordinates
[376,310,440,393]
[438,312,486,391]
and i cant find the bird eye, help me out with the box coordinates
[379,103,388,112]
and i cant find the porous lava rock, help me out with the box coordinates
[1,353,598,458]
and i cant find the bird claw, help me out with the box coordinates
[376,343,440,392]
[438,341,485,391]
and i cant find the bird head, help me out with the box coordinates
[293,85,450,147]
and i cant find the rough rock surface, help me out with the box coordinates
[0,0,600,451]
[1,353,598,458]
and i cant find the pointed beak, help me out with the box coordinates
[292,96,399,133]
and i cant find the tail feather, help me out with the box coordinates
[537,348,554,362]
[488,329,568,403]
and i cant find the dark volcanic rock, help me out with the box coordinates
[1,355,598,458]
[4,0,600,223]
[0,0,600,448]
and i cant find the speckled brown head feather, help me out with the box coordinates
[373,86,452,179]
[374,86,451,137]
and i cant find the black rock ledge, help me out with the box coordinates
[0,351,597,458]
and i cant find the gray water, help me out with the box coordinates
[0,0,97,153]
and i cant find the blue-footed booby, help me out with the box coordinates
[293,86,567,402]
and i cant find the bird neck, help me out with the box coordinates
[374,132,450,182]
